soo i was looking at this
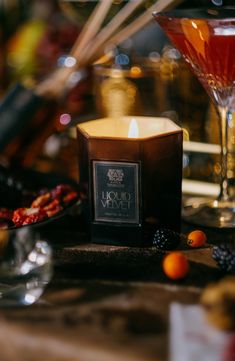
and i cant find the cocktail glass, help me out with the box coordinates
[153,7,235,228]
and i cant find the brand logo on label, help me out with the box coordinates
[107,169,124,184]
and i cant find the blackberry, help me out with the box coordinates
[152,228,181,250]
[213,243,235,273]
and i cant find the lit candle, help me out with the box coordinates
[77,116,182,246]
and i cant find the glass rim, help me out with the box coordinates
[153,6,235,20]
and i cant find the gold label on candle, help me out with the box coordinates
[93,161,140,224]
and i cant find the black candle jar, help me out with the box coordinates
[77,116,182,246]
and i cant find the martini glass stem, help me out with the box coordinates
[217,105,231,201]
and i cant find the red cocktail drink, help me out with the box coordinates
[156,12,235,105]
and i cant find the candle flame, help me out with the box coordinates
[128,118,139,138]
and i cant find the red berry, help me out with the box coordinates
[162,252,189,280]
[187,230,207,248]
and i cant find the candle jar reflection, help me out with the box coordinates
[93,62,157,118]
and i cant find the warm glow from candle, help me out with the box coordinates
[128,118,139,138]
[78,116,181,139]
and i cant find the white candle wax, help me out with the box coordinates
[78,116,181,139]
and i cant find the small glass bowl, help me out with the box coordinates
[0,227,52,306]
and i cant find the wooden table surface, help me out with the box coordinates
[0,214,233,361]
